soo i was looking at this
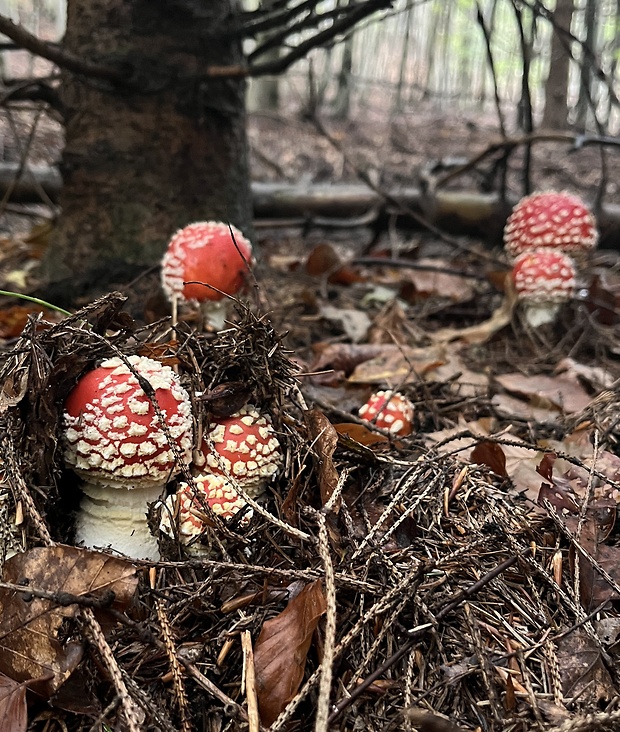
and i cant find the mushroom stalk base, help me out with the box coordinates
[76,482,163,560]
[523,302,561,328]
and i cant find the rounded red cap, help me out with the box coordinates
[160,473,252,543]
[359,390,414,436]
[197,406,282,496]
[511,249,576,302]
[161,221,253,303]
[63,355,193,486]
[504,191,597,259]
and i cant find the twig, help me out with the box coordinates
[311,509,337,732]
[242,631,260,732]
[327,547,533,723]
[81,607,143,732]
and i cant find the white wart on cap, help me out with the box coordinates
[196,406,283,497]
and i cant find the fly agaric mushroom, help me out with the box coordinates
[511,249,576,327]
[196,405,283,497]
[160,474,252,556]
[503,191,598,260]
[62,355,194,559]
[161,221,253,330]
[359,390,414,436]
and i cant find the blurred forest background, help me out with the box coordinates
[0,0,617,297]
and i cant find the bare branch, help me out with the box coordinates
[249,0,394,77]
[0,12,124,83]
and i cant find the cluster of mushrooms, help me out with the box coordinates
[67,192,596,561]
[503,191,598,327]
[61,222,280,560]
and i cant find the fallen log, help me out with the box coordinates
[2,164,619,246]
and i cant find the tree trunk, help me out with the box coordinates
[574,0,597,129]
[542,0,574,130]
[43,0,251,293]
[331,34,353,120]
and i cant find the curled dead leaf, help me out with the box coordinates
[305,409,340,507]
[254,580,327,726]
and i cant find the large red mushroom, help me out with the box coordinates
[62,355,194,559]
[503,191,598,260]
[161,221,253,329]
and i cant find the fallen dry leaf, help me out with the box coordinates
[305,242,362,284]
[470,440,508,477]
[494,373,592,414]
[0,545,138,697]
[348,344,445,384]
[311,343,390,376]
[0,672,27,732]
[305,409,340,507]
[400,258,475,303]
[254,580,327,726]
[491,393,559,423]
[554,358,615,392]
[556,628,615,704]
[319,304,370,343]
[429,293,514,345]
[333,422,390,446]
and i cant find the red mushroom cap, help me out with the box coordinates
[358,390,414,436]
[161,221,253,304]
[511,249,576,303]
[504,191,598,259]
[160,473,253,546]
[63,355,193,486]
[196,406,283,497]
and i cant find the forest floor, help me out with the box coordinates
[1,103,620,732]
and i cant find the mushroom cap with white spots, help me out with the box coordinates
[161,221,253,305]
[503,191,598,259]
[196,406,283,497]
[160,473,252,549]
[358,390,414,436]
[511,249,576,303]
[63,355,193,487]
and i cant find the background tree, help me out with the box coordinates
[541,0,575,129]
[0,0,392,298]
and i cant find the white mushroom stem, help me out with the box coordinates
[523,302,562,328]
[199,300,228,331]
[76,482,163,560]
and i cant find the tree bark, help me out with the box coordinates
[43,0,251,290]
[542,0,574,130]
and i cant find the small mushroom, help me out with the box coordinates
[503,191,598,261]
[160,473,252,556]
[511,249,577,327]
[62,355,194,559]
[358,390,414,436]
[161,221,253,330]
[196,405,283,497]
